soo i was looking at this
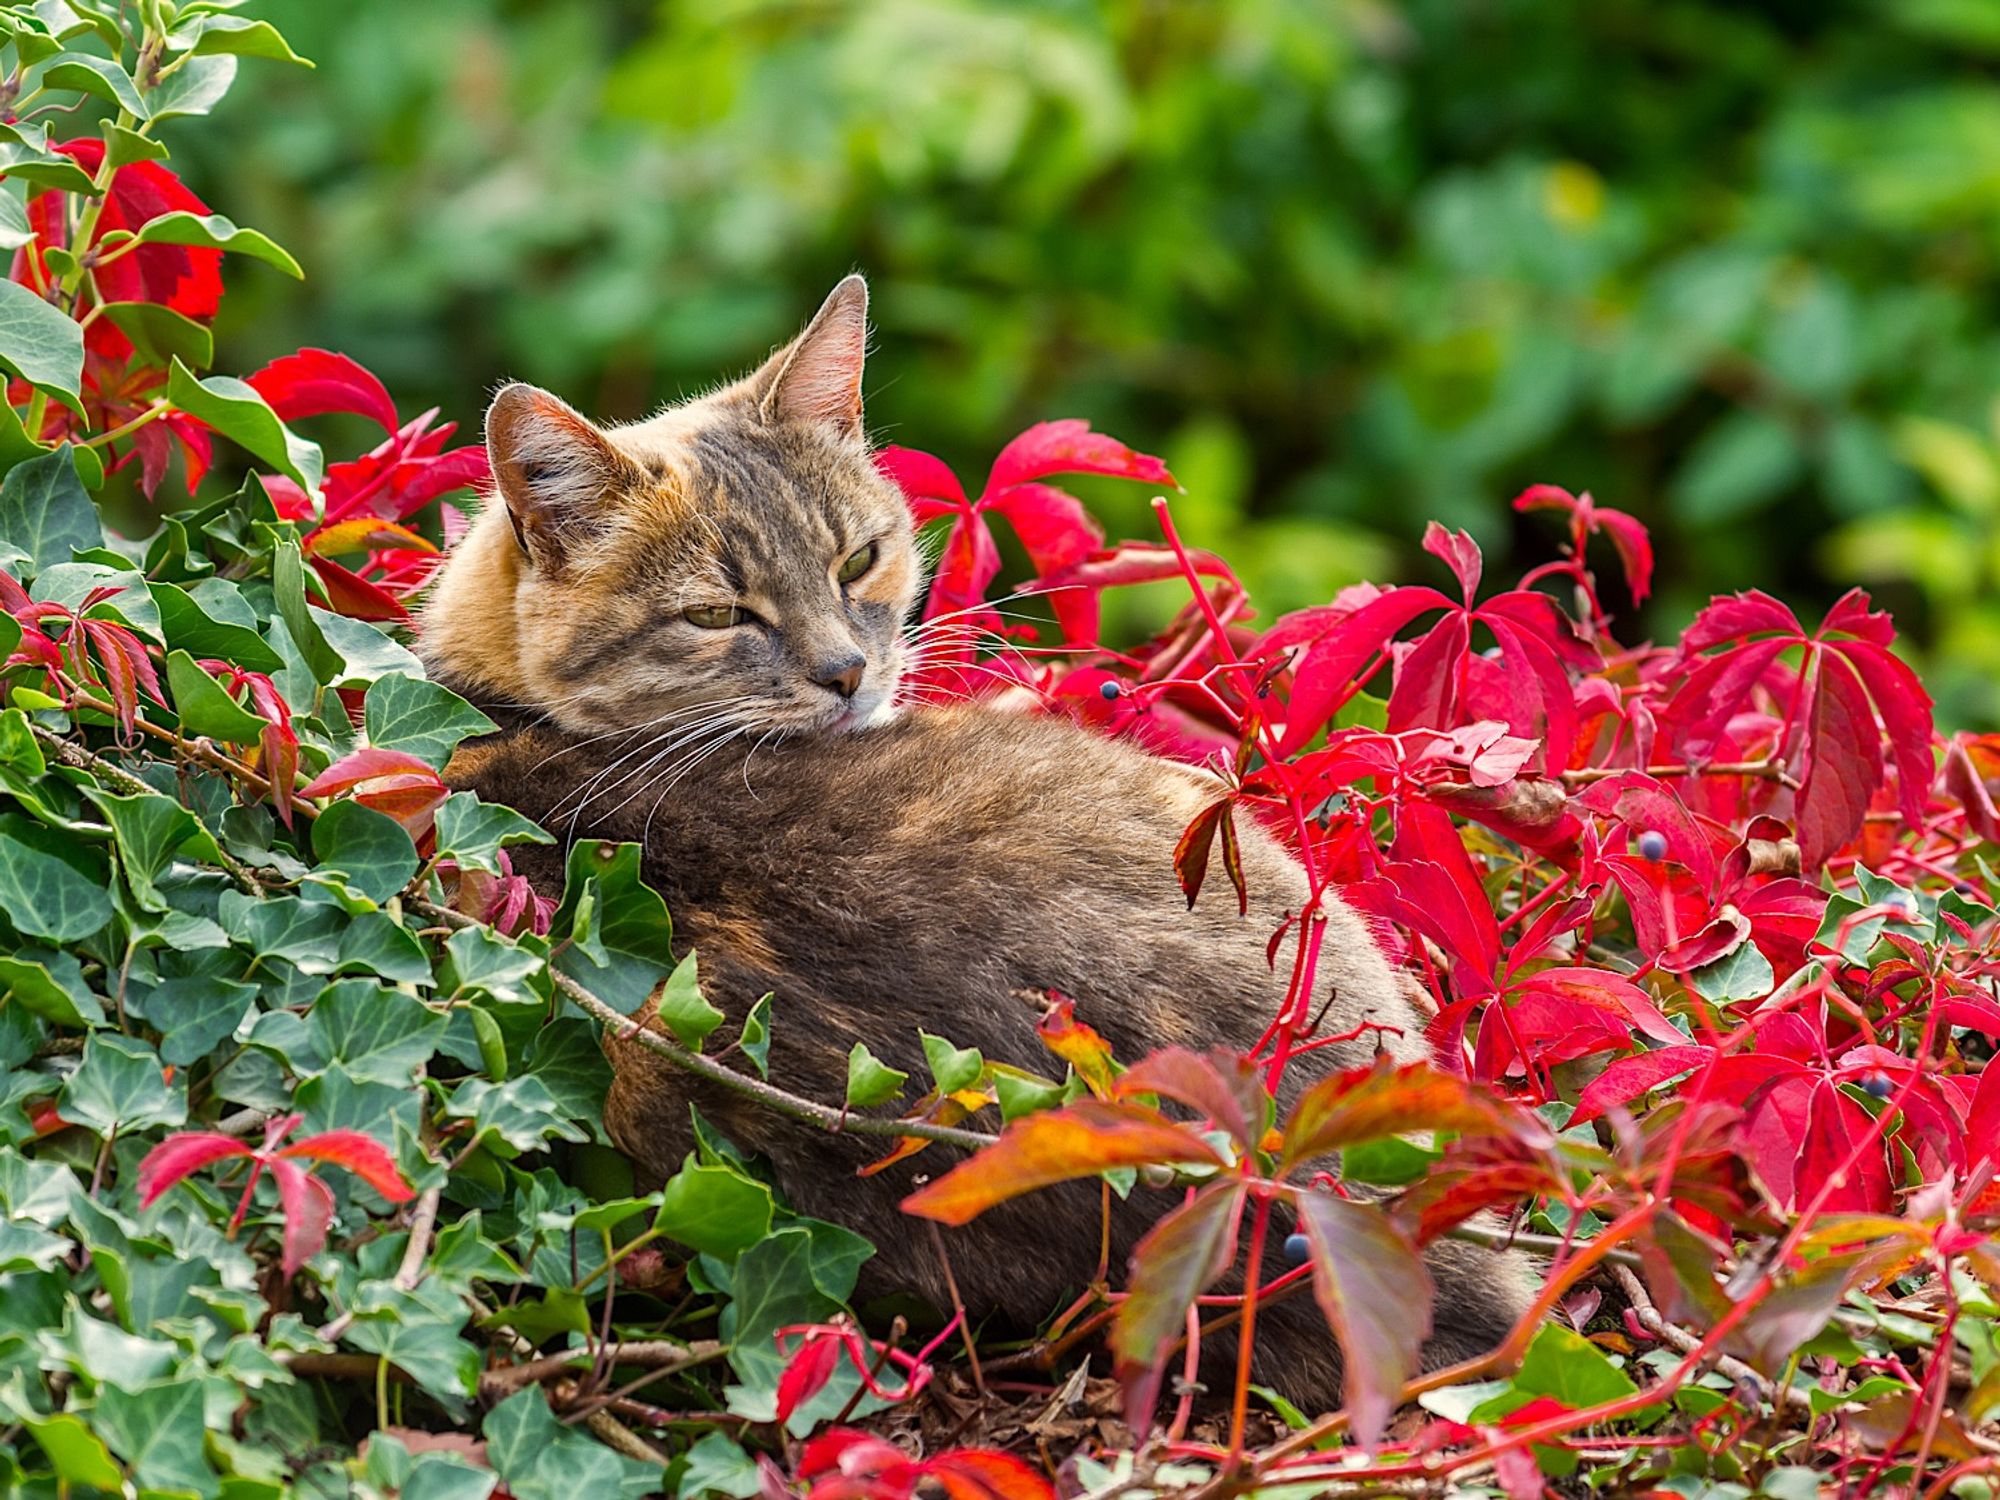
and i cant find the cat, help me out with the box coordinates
[424,275,1538,1409]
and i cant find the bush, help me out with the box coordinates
[2,7,1998,1500]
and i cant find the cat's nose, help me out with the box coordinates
[813,655,865,699]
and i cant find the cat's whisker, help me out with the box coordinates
[546,702,758,825]
[522,695,755,783]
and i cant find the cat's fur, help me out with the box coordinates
[426,276,1537,1408]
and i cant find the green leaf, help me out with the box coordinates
[142,975,256,1066]
[1690,941,1776,1005]
[315,606,424,689]
[0,123,98,193]
[39,51,148,119]
[1471,1322,1640,1423]
[446,1076,589,1156]
[342,1286,481,1406]
[673,1432,762,1500]
[993,1068,1066,1123]
[433,792,552,877]
[364,675,497,770]
[739,993,772,1078]
[306,979,446,1085]
[483,1388,660,1500]
[84,786,223,913]
[0,444,97,578]
[715,1225,848,1389]
[656,949,724,1047]
[440,925,543,1005]
[145,54,238,122]
[0,1217,70,1271]
[168,14,313,67]
[140,212,303,278]
[101,123,168,169]
[166,359,322,491]
[844,1041,908,1109]
[550,840,677,1016]
[0,946,103,1028]
[165,649,268,741]
[58,1032,185,1135]
[91,1381,219,1496]
[14,1411,123,1490]
[310,798,419,905]
[654,1157,774,1258]
[0,190,32,251]
[921,1031,984,1094]
[271,539,340,680]
[99,300,214,369]
[0,281,82,414]
[0,811,112,941]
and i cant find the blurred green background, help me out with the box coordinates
[178,0,2000,724]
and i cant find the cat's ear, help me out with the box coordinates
[753,273,869,438]
[485,383,633,567]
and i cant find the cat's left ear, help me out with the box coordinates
[754,273,868,438]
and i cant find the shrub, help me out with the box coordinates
[0,7,1996,1500]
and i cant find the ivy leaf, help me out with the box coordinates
[446,1076,589,1156]
[844,1042,908,1110]
[142,975,256,1066]
[0,947,104,1028]
[433,791,551,877]
[440,926,543,1006]
[0,280,83,413]
[0,812,112,941]
[10,1411,123,1490]
[654,1157,775,1258]
[920,1031,984,1095]
[739,994,773,1079]
[364,675,497,771]
[310,798,419,905]
[84,787,223,913]
[58,1033,185,1135]
[306,980,446,1086]
[89,1380,217,1496]
[549,841,675,1015]
[657,950,725,1048]
[483,1387,661,1500]
[0,444,97,578]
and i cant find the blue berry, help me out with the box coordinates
[1861,1072,1893,1100]
[1637,830,1668,861]
[1099,680,1121,701]
[1283,1232,1310,1267]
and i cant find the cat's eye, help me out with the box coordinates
[685,604,748,629]
[837,543,877,585]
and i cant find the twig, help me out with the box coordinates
[394,1185,443,1290]
[581,1408,668,1463]
[478,1339,725,1399]
[1612,1265,1807,1414]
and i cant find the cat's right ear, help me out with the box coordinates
[485,383,630,569]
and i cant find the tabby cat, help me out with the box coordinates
[424,275,1536,1406]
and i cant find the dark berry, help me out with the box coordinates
[1637,830,1668,861]
[1099,680,1121,701]
[1861,1072,1893,1100]
[1283,1232,1310,1267]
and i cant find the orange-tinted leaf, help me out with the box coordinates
[1173,800,1224,909]
[921,1449,1055,1500]
[901,1101,1223,1227]
[1296,1190,1431,1450]
[1112,1180,1244,1429]
[1281,1058,1547,1172]
[278,1128,414,1203]
[305,518,435,557]
[1036,994,1118,1099]
[1115,1046,1267,1153]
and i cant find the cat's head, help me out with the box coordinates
[422,275,922,737]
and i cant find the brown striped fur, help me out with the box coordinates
[426,278,1537,1409]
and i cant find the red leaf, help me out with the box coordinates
[1570,1045,1716,1126]
[136,1131,252,1207]
[922,515,1002,625]
[302,748,445,799]
[1681,591,1805,654]
[1111,1181,1245,1430]
[1795,649,1883,871]
[267,1156,336,1276]
[901,1101,1224,1226]
[308,556,409,622]
[1798,1081,1892,1213]
[774,1331,844,1424]
[1422,522,1484,603]
[247,348,398,433]
[1296,1189,1431,1450]
[875,445,968,514]
[1837,639,1935,825]
[981,419,1174,496]
[1276,586,1456,756]
[278,1129,415,1203]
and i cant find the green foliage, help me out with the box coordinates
[190,0,2000,722]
